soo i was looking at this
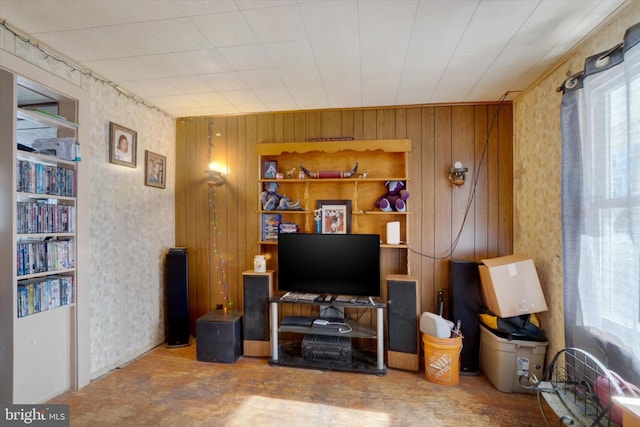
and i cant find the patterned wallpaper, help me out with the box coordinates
[513,2,640,359]
[88,83,175,377]
[3,28,176,378]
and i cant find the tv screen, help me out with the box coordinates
[277,233,381,297]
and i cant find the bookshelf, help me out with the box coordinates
[256,140,411,244]
[0,53,90,403]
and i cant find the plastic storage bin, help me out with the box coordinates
[479,324,547,393]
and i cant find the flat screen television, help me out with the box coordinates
[277,233,381,297]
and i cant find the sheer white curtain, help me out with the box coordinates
[561,22,640,385]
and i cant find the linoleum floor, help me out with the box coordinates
[48,344,557,426]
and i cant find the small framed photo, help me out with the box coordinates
[109,122,137,168]
[317,200,352,234]
[145,150,166,189]
[263,160,278,179]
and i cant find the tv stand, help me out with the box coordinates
[269,297,386,375]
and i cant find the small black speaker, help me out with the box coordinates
[387,275,420,371]
[242,271,274,357]
[449,260,482,375]
[166,248,190,347]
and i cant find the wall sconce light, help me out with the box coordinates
[448,161,468,187]
[205,162,227,186]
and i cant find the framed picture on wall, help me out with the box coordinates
[109,122,137,168]
[317,200,352,234]
[145,150,166,189]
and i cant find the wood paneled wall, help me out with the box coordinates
[176,103,513,333]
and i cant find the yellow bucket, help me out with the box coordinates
[422,333,462,386]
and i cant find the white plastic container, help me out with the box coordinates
[479,324,547,393]
[253,255,266,272]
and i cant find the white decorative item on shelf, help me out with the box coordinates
[254,255,266,273]
[386,221,400,244]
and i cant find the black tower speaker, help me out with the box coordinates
[166,248,191,347]
[449,260,482,374]
[387,275,420,371]
[242,271,274,357]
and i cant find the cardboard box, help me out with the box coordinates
[478,254,548,318]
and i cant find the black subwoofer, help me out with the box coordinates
[449,260,482,375]
[166,248,190,347]
[196,310,243,363]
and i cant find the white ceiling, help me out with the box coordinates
[0,0,627,118]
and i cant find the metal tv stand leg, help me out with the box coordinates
[270,301,278,362]
[377,306,384,370]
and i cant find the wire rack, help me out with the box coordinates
[524,347,625,426]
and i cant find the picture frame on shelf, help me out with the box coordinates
[262,160,277,179]
[144,150,166,189]
[317,200,352,234]
[109,122,137,168]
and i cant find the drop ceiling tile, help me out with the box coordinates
[235,103,269,113]
[360,32,410,80]
[115,1,186,22]
[238,69,283,89]
[176,49,232,74]
[217,45,273,70]
[220,89,263,105]
[189,92,233,107]
[138,18,211,52]
[311,36,360,68]
[359,0,419,36]
[190,11,257,47]
[146,94,201,110]
[235,0,297,10]
[431,53,495,102]
[362,79,400,106]
[277,65,323,87]
[0,0,183,32]
[118,79,184,97]
[287,85,329,109]
[200,72,249,91]
[163,76,215,94]
[396,83,435,105]
[243,3,307,43]
[456,0,539,56]
[36,25,165,62]
[175,0,238,16]
[317,62,361,87]
[84,53,193,81]
[253,86,294,104]
[396,57,449,104]
[171,103,240,118]
[325,84,362,109]
[410,1,476,57]
[298,0,358,39]
[263,40,316,67]
[263,101,299,112]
